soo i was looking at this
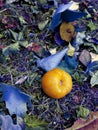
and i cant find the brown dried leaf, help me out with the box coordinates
[66,111,98,130]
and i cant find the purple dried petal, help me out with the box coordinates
[79,49,91,66]
[91,38,98,44]
[54,32,65,46]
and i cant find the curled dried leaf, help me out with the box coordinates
[90,52,98,62]
[67,43,75,56]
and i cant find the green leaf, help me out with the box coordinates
[77,106,90,119]
[38,20,49,30]
[20,41,29,48]
[88,21,96,31]
[72,71,87,83]
[90,71,98,87]
[9,30,19,41]
[24,115,47,129]
[2,42,19,56]
[84,42,98,53]
[19,16,27,24]
[18,32,24,41]
[85,9,92,18]
[10,30,24,41]
[38,0,47,4]
[0,34,3,38]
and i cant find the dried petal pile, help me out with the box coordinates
[0,0,98,130]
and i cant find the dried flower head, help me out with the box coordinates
[60,22,75,42]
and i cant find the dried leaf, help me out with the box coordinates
[67,43,75,56]
[19,16,27,24]
[6,0,17,4]
[90,71,98,87]
[90,52,98,62]
[38,0,47,4]
[0,34,3,38]
[0,45,6,49]
[38,20,49,30]
[79,49,91,66]
[66,111,98,130]
[68,1,79,10]
[49,48,57,54]
[2,42,19,56]
[88,21,96,31]
[10,29,19,41]
[24,115,47,129]
[77,106,90,118]
[84,42,98,53]
[74,31,86,50]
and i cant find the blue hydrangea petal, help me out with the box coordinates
[54,32,65,46]
[50,2,87,31]
[62,9,87,22]
[86,61,98,74]
[0,115,22,130]
[0,83,32,117]
[37,48,68,71]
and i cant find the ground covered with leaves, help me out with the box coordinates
[1,0,98,130]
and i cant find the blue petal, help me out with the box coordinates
[0,115,22,130]
[50,3,87,31]
[58,54,78,74]
[64,54,78,69]
[37,48,68,71]
[0,83,32,117]
[50,2,72,31]
[86,61,98,74]
[91,38,98,44]
[61,9,87,22]
[55,3,72,14]
[50,13,62,31]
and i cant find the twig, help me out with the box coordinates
[0,9,7,13]
[7,67,14,85]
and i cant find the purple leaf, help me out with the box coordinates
[0,83,32,117]
[79,50,91,66]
